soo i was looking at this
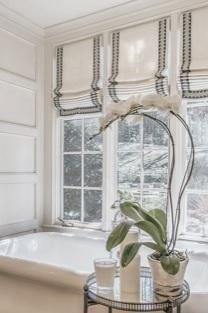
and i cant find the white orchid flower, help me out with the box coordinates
[140,94,181,112]
[98,93,181,133]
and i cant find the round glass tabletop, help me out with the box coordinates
[85,267,190,312]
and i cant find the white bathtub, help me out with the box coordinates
[0,231,108,289]
[0,231,207,313]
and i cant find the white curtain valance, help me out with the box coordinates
[179,7,208,98]
[108,18,169,102]
[54,35,103,116]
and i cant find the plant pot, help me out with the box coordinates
[148,254,188,297]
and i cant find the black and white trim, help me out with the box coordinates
[180,11,208,98]
[155,18,169,96]
[90,36,102,108]
[53,47,63,110]
[108,32,120,103]
[53,35,103,116]
[108,19,169,103]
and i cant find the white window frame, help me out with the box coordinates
[56,111,118,231]
[52,8,208,241]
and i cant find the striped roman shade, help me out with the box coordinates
[54,35,103,116]
[179,7,208,98]
[108,18,169,102]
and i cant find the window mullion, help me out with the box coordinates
[140,121,144,205]
[59,118,64,221]
[168,12,186,236]
[102,31,117,231]
[81,119,84,223]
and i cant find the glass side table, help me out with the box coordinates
[83,267,190,313]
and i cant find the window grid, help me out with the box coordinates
[55,10,208,240]
[59,104,208,238]
[62,117,103,225]
[183,99,208,236]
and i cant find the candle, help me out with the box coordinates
[120,230,140,294]
[94,258,117,290]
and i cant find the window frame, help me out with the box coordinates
[53,9,208,241]
[56,112,118,231]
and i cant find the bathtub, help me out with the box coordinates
[0,231,207,313]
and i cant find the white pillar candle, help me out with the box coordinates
[120,230,140,294]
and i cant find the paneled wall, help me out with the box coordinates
[0,19,44,236]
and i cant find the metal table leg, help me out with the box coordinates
[164,303,173,313]
[84,285,88,313]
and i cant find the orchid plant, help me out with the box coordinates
[91,94,195,275]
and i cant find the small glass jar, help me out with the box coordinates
[94,258,117,290]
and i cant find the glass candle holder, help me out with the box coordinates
[94,258,117,290]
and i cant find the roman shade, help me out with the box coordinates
[108,18,169,102]
[179,7,208,98]
[54,35,103,116]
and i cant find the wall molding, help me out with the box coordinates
[1,0,208,43]
[0,8,44,233]
[0,3,44,40]
[45,0,208,43]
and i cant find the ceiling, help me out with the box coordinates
[0,0,137,29]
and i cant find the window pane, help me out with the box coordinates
[84,190,102,223]
[143,149,168,171]
[118,119,141,151]
[143,149,168,188]
[142,191,167,210]
[64,189,81,220]
[187,106,208,147]
[84,118,102,151]
[188,150,208,190]
[84,154,102,187]
[144,172,168,189]
[118,152,141,189]
[186,193,208,234]
[143,112,168,147]
[64,120,81,152]
[64,155,81,186]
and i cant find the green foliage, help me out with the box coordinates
[121,242,162,267]
[106,200,182,275]
[106,220,134,251]
[120,201,142,222]
[148,209,167,232]
[135,220,166,252]
[160,254,180,275]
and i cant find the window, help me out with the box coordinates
[55,7,208,240]
[62,117,103,225]
[59,104,208,237]
[117,112,169,210]
[184,99,208,236]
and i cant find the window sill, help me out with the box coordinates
[42,224,108,239]
[42,224,208,251]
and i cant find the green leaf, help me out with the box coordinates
[121,242,163,267]
[120,202,142,222]
[132,204,166,243]
[160,254,180,275]
[106,221,134,251]
[148,209,167,232]
[135,220,166,252]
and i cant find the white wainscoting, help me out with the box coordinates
[0,28,36,80]
[0,133,35,173]
[0,80,36,126]
[0,183,36,225]
[0,17,44,236]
